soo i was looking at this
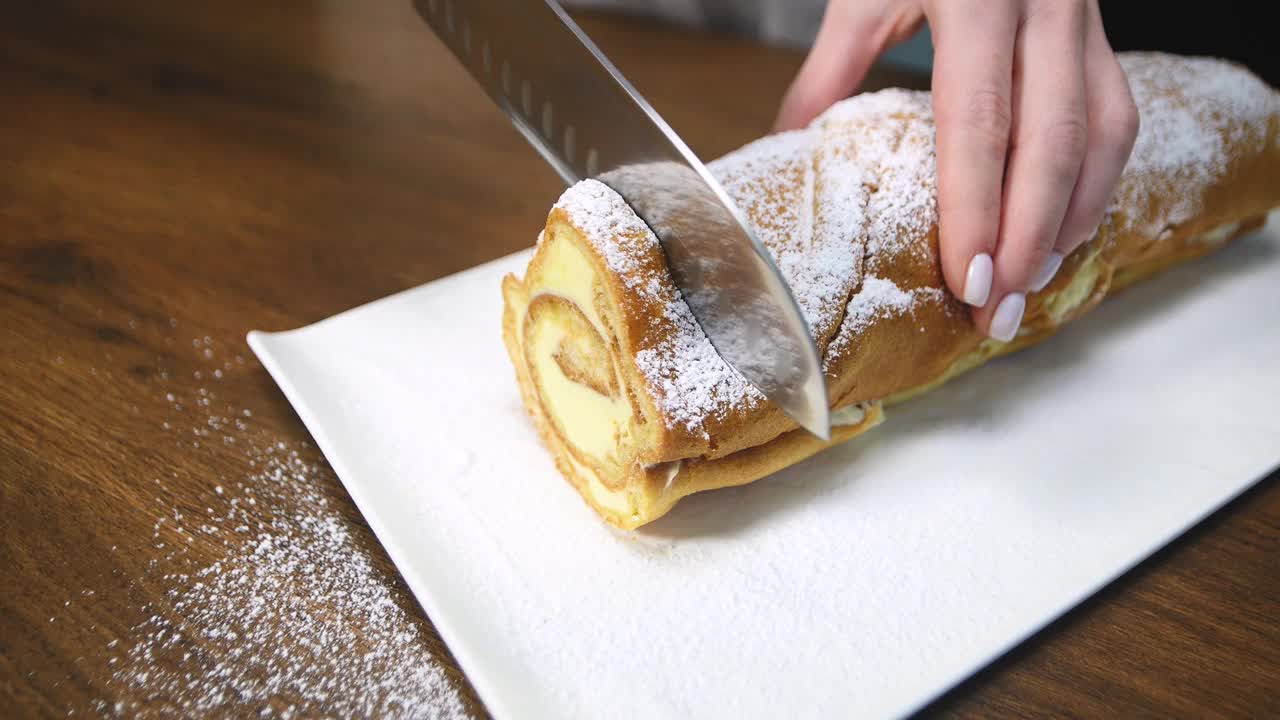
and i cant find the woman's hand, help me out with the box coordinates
[775,0,1140,341]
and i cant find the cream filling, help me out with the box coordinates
[528,320,632,465]
[533,230,607,331]
[646,460,683,492]
[1199,220,1240,246]
[524,234,683,523]
[831,403,870,427]
[527,233,634,466]
[1044,249,1105,325]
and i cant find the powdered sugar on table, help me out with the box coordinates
[86,338,471,719]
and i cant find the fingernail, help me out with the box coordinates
[1030,252,1064,292]
[963,253,993,306]
[989,293,1026,342]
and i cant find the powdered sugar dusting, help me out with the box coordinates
[556,180,762,434]
[711,128,862,341]
[845,278,914,326]
[552,91,949,432]
[1116,53,1279,235]
[633,308,763,434]
[828,280,947,362]
[814,89,946,363]
[833,90,938,268]
[108,449,468,719]
[552,89,945,433]
[555,179,656,284]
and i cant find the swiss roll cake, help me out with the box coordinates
[501,52,1280,529]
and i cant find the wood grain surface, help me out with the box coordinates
[2,1,1276,718]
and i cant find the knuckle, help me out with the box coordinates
[1025,0,1084,24]
[963,89,1013,150]
[1043,116,1089,174]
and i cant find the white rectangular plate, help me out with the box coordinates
[248,214,1280,720]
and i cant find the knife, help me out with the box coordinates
[415,0,831,440]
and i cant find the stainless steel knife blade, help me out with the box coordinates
[415,0,831,440]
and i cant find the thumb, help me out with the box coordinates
[774,4,923,132]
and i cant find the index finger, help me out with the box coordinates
[927,0,1018,308]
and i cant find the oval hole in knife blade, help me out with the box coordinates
[563,125,576,164]
[542,101,554,138]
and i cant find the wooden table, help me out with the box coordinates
[3,2,1276,717]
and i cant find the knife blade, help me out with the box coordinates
[415,0,831,440]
